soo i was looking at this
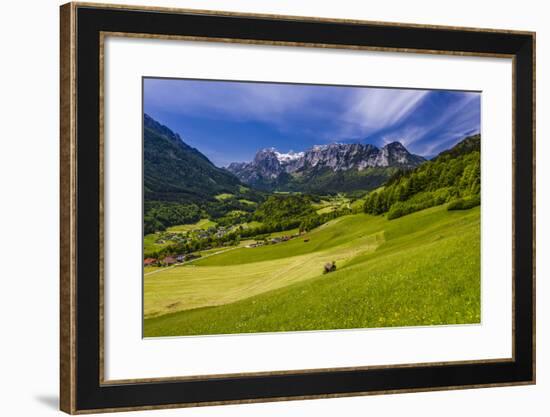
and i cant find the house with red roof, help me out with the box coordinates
[143,258,157,267]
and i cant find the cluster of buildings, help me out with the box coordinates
[245,233,298,248]
[155,232,187,245]
[155,225,233,246]
[143,253,201,267]
[146,231,303,268]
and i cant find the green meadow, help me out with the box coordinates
[166,218,217,232]
[143,233,174,255]
[214,193,235,201]
[312,194,351,215]
[144,204,480,337]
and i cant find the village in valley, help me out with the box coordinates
[144,221,305,269]
[143,190,351,272]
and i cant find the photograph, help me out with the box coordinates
[142,78,482,337]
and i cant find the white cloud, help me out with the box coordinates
[343,88,429,134]
[377,92,480,155]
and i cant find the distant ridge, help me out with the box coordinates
[436,134,481,160]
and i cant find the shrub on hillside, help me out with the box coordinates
[387,200,432,220]
[386,189,452,220]
[447,195,481,211]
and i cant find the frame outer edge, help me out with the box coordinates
[60,2,77,414]
[531,31,536,384]
[71,1,536,36]
[63,3,536,413]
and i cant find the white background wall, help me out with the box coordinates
[0,0,546,415]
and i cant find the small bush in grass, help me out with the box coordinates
[447,195,481,211]
[387,188,452,220]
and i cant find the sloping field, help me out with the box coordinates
[144,227,383,318]
[144,205,480,336]
[193,215,387,266]
[167,218,217,232]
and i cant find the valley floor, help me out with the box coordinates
[143,204,480,337]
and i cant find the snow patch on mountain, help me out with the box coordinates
[274,151,304,163]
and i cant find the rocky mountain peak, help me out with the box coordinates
[383,141,407,151]
[254,148,278,163]
[226,141,425,190]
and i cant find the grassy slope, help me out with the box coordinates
[215,193,234,201]
[144,205,480,336]
[238,199,257,206]
[312,195,351,215]
[167,218,217,232]
[143,234,173,254]
[194,215,386,267]
[241,220,263,229]
[144,225,382,318]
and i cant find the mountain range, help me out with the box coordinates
[143,113,480,235]
[226,142,425,192]
[144,113,431,197]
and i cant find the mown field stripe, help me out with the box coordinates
[144,230,382,318]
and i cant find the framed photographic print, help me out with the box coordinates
[60,2,536,414]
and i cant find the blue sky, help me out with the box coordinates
[144,78,480,167]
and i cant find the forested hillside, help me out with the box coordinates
[144,114,241,202]
[143,114,263,234]
[363,134,480,219]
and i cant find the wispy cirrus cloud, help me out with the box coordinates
[370,91,480,156]
[342,88,429,135]
[144,78,339,133]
